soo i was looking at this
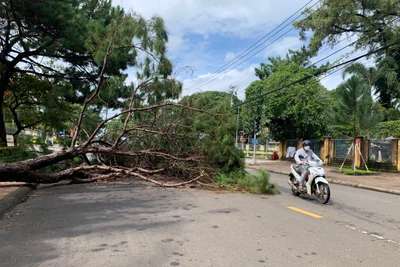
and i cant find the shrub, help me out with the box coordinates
[341,169,375,175]
[0,147,36,163]
[215,169,280,194]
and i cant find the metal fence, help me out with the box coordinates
[367,139,397,170]
[329,138,398,170]
[368,139,393,163]
[285,139,322,158]
[334,139,353,159]
[235,143,263,151]
[238,137,400,170]
[309,139,322,157]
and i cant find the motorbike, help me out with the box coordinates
[287,158,331,204]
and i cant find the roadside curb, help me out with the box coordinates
[0,185,35,218]
[326,179,400,196]
[246,166,400,196]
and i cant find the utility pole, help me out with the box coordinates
[252,129,257,164]
[229,85,238,144]
[228,85,237,107]
[236,106,240,148]
[252,116,261,165]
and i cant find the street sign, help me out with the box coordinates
[252,139,258,145]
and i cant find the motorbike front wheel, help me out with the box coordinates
[289,175,300,196]
[291,187,300,196]
[315,182,330,204]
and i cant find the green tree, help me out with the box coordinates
[374,56,400,110]
[246,60,330,141]
[241,81,264,136]
[293,0,400,109]
[254,46,315,80]
[0,0,163,146]
[3,73,80,145]
[342,63,376,88]
[293,0,400,55]
[0,3,255,192]
[328,75,384,139]
[0,3,175,180]
[372,120,400,138]
[340,61,400,120]
[178,91,244,174]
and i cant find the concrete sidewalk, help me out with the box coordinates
[0,182,35,218]
[246,159,400,195]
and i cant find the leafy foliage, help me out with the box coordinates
[0,0,173,146]
[293,0,400,110]
[293,0,400,55]
[374,56,400,109]
[3,73,71,143]
[0,147,36,163]
[371,120,400,138]
[340,169,375,176]
[327,74,384,139]
[215,169,280,194]
[245,60,330,140]
[0,2,249,187]
[178,91,244,175]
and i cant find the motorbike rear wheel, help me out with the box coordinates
[315,182,330,204]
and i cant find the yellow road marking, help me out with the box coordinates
[287,206,323,219]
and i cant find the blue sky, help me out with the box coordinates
[117,0,369,100]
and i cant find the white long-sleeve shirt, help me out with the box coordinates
[294,148,321,164]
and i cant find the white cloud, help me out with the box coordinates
[115,1,363,97]
[264,36,304,58]
[181,64,259,100]
[167,33,191,54]
[225,52,237,62]
[120,0,308,38]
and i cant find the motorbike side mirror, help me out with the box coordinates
[298,155,304,159]
[325,154,330,159]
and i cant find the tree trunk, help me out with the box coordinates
[0,67,13,147]
[0,103,7,147]
[0,145,207,187]
[0,148,81,183]
[0,162,64,183]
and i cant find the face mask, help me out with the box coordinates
[304,146,310,151]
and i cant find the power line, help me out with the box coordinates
[318,57,371,83]
[235,39,400,107]
[185,0,315,91]
[309,16,400,69]
[185,26,297,91]
[184,0,320,92]
[236,16,400,105]
[188,4,399,95]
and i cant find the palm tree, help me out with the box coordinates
[374,56,400,110]
[330,74,384,169]
[342,62,376,90]
[342,60,400,114]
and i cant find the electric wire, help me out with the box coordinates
[185,0,316,91]
[184,0,321,92]
[235,39,400,107]
[236,16,400,106]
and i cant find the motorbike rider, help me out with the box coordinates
[294,140,323,191]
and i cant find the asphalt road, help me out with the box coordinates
[0,172,399,267]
